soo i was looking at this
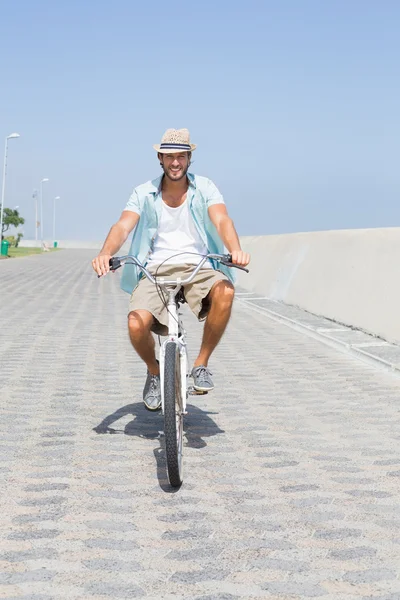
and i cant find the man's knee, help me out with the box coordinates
[209,280,235,309]
[128,310,154,337]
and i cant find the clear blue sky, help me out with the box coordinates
[1,0,399,240]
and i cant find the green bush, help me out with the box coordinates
[5,233,23,247]
[5,235,16,247]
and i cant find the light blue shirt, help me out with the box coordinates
[120,172,235,294]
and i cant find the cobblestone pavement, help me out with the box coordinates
[1,249,400,600]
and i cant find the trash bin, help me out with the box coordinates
[53,241,58,248]
[1,239,9,256]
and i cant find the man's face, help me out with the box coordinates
[159,152,190,182]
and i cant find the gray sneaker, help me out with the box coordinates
[143,369,161,411]
[191,365,214,392]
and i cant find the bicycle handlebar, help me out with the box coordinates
[105,253,249,286]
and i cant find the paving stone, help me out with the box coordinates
[7,529,60,540]
[84,520,138,532]
[18,497,68,506]
[162,528,213,540]
[345,490,393,498]
[23,483,70,492]
[249,557,309,571]
[0,570,57,584]
[194,595,238,600]
[84,538,140,551]
[388,470,400,477]
[167,547,223,561]
[290,497,331,507]
[0,548,59,562]
[343,569,397,584]
[314,528,362,539]
[2,596,54,600]
[85,581,145,597]
[83,558,143,571]
[261,581,325,596]
[329,547,378,560]
[12,512,66,524]
[263,460,299,468]
[170,569,228,583]
[280,484,320,493]
[363,595,400,600]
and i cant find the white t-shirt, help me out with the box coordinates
[146,198,210,268]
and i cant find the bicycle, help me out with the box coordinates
[106,253,249,487]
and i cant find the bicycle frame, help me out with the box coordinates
[110,254,217,415]
[108,252,248,415]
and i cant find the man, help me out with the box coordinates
[92,128,250,411]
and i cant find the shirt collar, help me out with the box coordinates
[187,172,196,188]
[149,173,196,195]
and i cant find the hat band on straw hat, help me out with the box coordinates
[159,142,192,151]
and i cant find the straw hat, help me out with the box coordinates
[153,128,197,153]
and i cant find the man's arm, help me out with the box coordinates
[208,204,250,267]
[92,210,140,277]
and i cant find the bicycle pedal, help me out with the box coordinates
[188,386,208,396]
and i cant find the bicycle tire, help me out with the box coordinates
[164,341,184,487]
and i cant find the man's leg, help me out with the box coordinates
[194,280,235,368]
[128,310,160,376]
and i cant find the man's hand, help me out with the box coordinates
[231,250,250,267]
[92,253,112,277]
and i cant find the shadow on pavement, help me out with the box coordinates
[93,401,224,492]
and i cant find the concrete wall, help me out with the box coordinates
[237,228,400,344]
[21,229,400,343]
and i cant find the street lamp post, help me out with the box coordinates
[32,190,38,243]
[39,178,49,244]
[0,133,20,241]
[53,196,60,242]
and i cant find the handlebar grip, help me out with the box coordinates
[221,261,249,273]
[109,257,122,270]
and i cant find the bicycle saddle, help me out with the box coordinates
[176,289,187,306]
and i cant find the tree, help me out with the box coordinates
[1,207,25,239]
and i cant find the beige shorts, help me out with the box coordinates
[129,263,230,335]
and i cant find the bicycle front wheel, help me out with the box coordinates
[164,341,184,487]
